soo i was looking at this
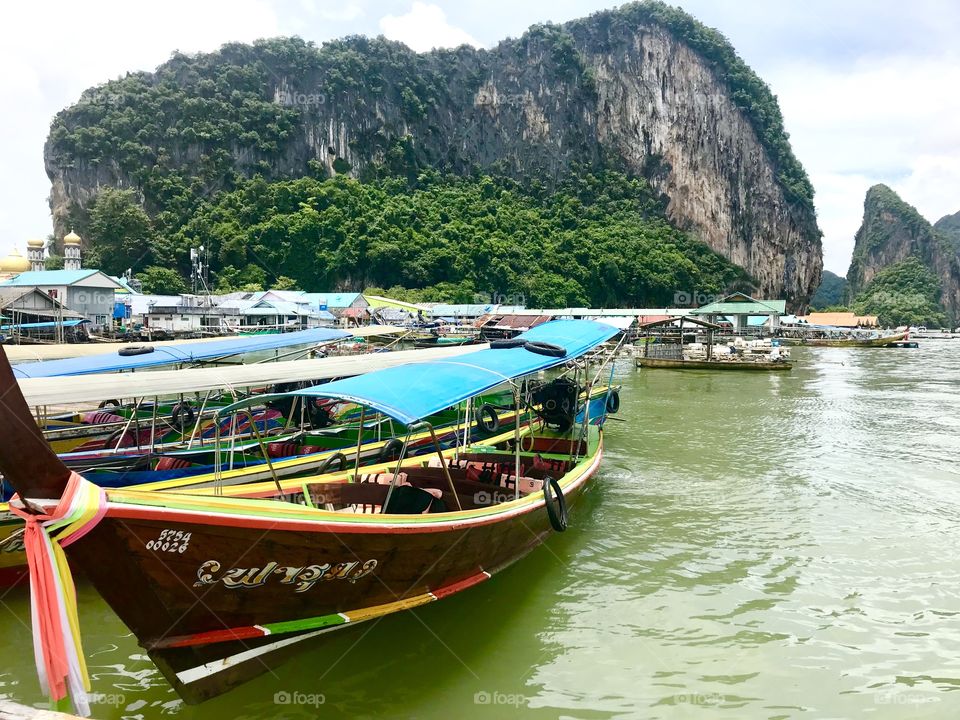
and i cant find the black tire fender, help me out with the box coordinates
[476,404,500,434]
[605,390,621,414]
[378,438,405,463]
[490,338,528,349]
[524,341,567,358]
[543,476,568,532]
[317,452,347,475]
[118,345,155,357]
[171,402,196,428]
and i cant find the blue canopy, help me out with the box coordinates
[12,327,351,378]
[289,319,618,424]
[1,319,89,331]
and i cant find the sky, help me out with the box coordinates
[2,0,958,276]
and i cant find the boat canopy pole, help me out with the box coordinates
[426,422,462,511]
[353,405,367,474]
[513,385,521,501]
[113,398,142,451]
[245,407,284,498]
[149,396,159,458]
[186,389,212,449]
[382,425,415,511]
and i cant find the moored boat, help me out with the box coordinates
[0,319,621,713]
[636,356,792,371]
[802,331,909,347]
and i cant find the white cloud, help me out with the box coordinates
[379,2,482,52]
[0,0,280,256]
[767,53,960,274]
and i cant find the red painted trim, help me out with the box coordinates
[160,626,266,649]
[430,570,490,599]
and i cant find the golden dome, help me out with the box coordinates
[63,230,82,245]
[0,248,31,274]
[27,238,44,248]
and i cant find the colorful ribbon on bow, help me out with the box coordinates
[10,472,108,718]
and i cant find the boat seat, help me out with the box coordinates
[81,411,124,425]
[357,472,408,485]
[267,442,300,458]
[155,456,192,471]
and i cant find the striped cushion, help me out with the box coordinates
[267,442,300,458]
[155,456,192,471]
[357,472,408,485]
[81,411,123,425]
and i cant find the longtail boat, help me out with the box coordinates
[802,330,909,347]
[0,320,621,713]
[636,356,792,371]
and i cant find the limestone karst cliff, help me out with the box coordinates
[846,185,960,323]
[43,1,822,306]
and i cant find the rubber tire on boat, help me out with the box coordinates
[118,345,155,357]
[605,390,621,414]
[524,341,567,358]
[543,476,568,532]
[378,438,405,463]
[171,402,195,428]
[98,399,120,409]
[317,452,347,474]
[490,338,527,349]
[477,404,500,434]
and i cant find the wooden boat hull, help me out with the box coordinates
[636,357,792,371]
[58,432,602,703]
[803,332,909,347]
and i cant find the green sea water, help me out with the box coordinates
[2,343,959,719]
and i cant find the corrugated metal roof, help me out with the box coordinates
[303,292,364,308]
[692,299,786,315]
[0,269,121,287]
[483,314,552,330]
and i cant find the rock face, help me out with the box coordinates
[846,185,960,321]
[44,2,822,307]
[935,210,960,253]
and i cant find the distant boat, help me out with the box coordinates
[636,356,792,371]
[803,331,909,347]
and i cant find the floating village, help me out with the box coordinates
[0,231,952,717]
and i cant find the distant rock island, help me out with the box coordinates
[845,184,959,326]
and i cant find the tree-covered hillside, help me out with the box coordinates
[852,256,946,327]
[103,169,749,307]
[809,270,847,310]
[43,1,820,306]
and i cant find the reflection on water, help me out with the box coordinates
[2,344,960,718]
